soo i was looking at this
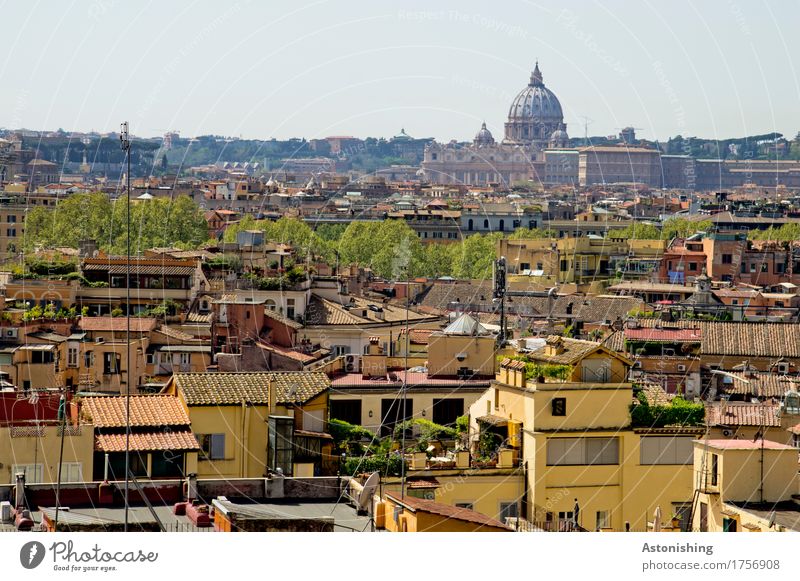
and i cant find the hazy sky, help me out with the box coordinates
[1,0,797,143]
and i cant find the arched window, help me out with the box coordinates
[468,219,473,231]
[499,219,505,232]
[265,299,277,311]
[483,219,489,229]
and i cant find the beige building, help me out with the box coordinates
[578,145,662,187]
[692,438,800,532]
[467,337,699,531]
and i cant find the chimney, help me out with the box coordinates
[186,473,198,502]
[267,377,276,413]
[14,472,25,510]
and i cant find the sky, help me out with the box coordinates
[1,0,798,143]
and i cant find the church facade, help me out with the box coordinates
[420,63,569,186]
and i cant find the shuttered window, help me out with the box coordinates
[546,437,619,466]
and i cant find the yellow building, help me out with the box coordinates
[498,236,665,284]
[167,371,332,479]
[692,438,800,532]
[382,493,511,532]
[0,423,94,485]
[467,336,698,531]
[427,313,496,378]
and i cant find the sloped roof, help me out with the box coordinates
[175,371,329,406]
[95,431,199,452]
[717,373,800,398]
[700,323,800,357]
[81,395,190,428]
[704,402,781,427]
[441,313,490,336]
[524,335,627,366]
[386,493,511,531]
[78,317,158,333]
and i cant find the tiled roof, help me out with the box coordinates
[305,294,437,326]
[406,478,441,489]
[175,371,329,406]
[186,312,212,324]
[625,328,702,343]
[263,308,303,330]
[705,402,781,427]
[386,493,511,531]
[155,325,197,342]
[602,330,625,352]
[629,320,800,358]
[330,371,491,389]
[78,317,158,333]
[719,373,800,398]
[398,328,435,344]
[81,395,190,428]
[700,322,800,357]
[82,263,196,276]
[638,383,674,406]
[524,336,603,366]
[95,431,199,452]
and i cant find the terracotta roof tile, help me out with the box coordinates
[81,395,190,428]
[386,493,511,531]
[705,402,781,427]
[78,317,158,333]
[175,371,329,406]
[95,431,199,452]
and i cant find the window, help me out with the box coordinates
[67,347,78,368]
[268,416,294,473]
[640,436,693,465]
[596,510,611,530]
[499,502,518,521]
[60,462,83,483]
[331,399,362,425]
[749,263,756,273]
[432,398,464,426]
[688,262,697,272]
[6,228,15,237]
[722,254,732,264]
[520,262,530,271]
[103,352,121,374]
[199,434,225,460]
[84,351,94,368]
[11,464,43,483]
[286,298,296,319]
[7,215,15,223]
[546,437,619,466]
[146,353,156,365]
[777,263,785,274]
[710,453,718,486]
[551,397,566,417]
[723,517,737,532]
[761,263,768,272]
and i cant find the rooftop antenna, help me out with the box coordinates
[119,121,132,532]
[580,116,593,147]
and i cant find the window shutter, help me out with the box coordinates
[211,434,225,459]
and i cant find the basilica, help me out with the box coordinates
[419,62,569,186]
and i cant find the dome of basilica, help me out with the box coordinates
[503,62,565,146]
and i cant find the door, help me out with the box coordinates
[581,358,611,383]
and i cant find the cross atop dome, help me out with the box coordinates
[530,60,543,86]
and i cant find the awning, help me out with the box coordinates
[476,414,509,427]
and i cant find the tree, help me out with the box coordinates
[450,232,503,279]
[160,154,168,171]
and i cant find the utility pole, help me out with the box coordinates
[119,122,132,532]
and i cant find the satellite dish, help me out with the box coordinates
[357,471,380,513]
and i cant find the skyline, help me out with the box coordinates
[1,0,798,143]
